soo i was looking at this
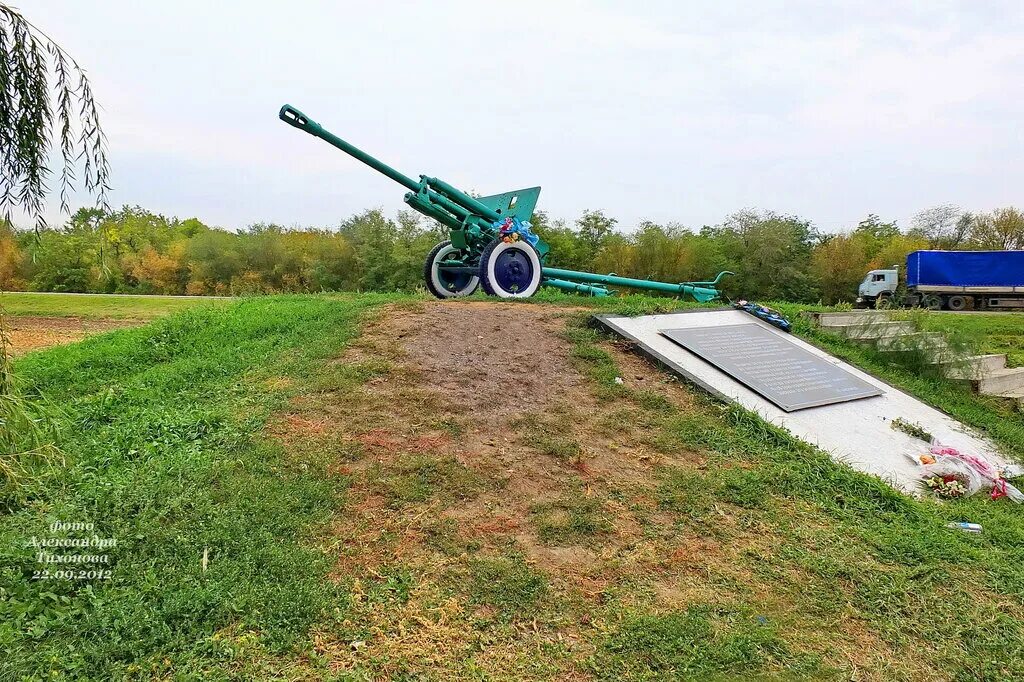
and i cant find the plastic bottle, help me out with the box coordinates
[946,522,982,533]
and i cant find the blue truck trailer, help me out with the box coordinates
[857,250,1024,310]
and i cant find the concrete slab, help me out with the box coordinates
[978,368,1024,395]
[873,332,949,352]
[942,354,1007,380]
[597,309,1015,493]
[827,321,916,339]
[814,311,891,327]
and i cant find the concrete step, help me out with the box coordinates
[995,388,1024,410]
[941,354,1008,380]
[816,311,891,328]
[874,332,950,353]
[828,321,916,340]
[977,367,1024,395]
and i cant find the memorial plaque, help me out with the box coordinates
[660,323,883,411]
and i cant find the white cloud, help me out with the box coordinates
[19,0,1024,233]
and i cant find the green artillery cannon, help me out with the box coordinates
[279,105,731,300]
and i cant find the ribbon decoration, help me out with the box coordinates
[494,217,540,247]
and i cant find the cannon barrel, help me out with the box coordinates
[280,104,507,230]
[540,268,730,303]
[422,177,502,224]
[279,104,421,192]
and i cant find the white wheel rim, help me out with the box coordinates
[431,244,479,297]
[486,241,542,298]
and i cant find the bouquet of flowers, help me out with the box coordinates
[917,445,1024,503]
[924,472,969,498]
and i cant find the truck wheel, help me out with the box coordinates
[424,241,479,299]
[923,295,943,310]
[947,295,971,311]
[875,292,892,309]
[479,238,542,298]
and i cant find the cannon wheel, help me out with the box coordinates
[479,237,542,298]
[424,241,479,299]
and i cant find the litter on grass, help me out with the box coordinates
[946,522,983,533]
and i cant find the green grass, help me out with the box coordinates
[513,411,587,460]
[369,455,491,507]
[592,606,807,680]
[0,293,404,679]
[3,290,1023,679]
[0,291,223,319]
[523,433,584,460]
[919,311,1024,368]
[531,494,612,545]
[468,554,548,617]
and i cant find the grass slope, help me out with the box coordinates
[917,312,1024,369]
[565,314,1024,680]
[1,294,403,679]
[1,292,1022,680]
[0,291,222,319]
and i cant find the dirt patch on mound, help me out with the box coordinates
[340,302,692,537]
[268,300,730,674]
[392,302,587,417]
[3,316,140,354]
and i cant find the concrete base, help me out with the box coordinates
[598,309,1014,493]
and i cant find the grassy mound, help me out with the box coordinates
[1,293,1021,680]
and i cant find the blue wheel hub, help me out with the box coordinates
[494,247,534,293]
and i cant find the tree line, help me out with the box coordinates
[1,203,1021,303]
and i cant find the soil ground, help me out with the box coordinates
[4,315,141,354]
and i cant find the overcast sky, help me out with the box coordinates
[21,0,1024,233]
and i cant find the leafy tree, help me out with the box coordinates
[910,204,972,249]
[293,229,355,292]
[810,234,868,304]
[0,4,109,228]
[575,209,617,264]
[869,233,928,272]
[179,217,209,238]
[970,207,1024,250]
[533,211,587,270]
[100,206,176,256]
[25,227,96,291]
[707,209,820,302]
[1,6,111,486]
[3,199,1018,302]
[0,219,25,288]
[237,222,292,291]
[332,209,444,291]
[627,222,698,283]
[591,233,635,276]
[185,229,243,292]
[338,209,400,291]
[851,214,901,261]
[128,245,185,294]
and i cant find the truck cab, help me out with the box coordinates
[857,268,898,306]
